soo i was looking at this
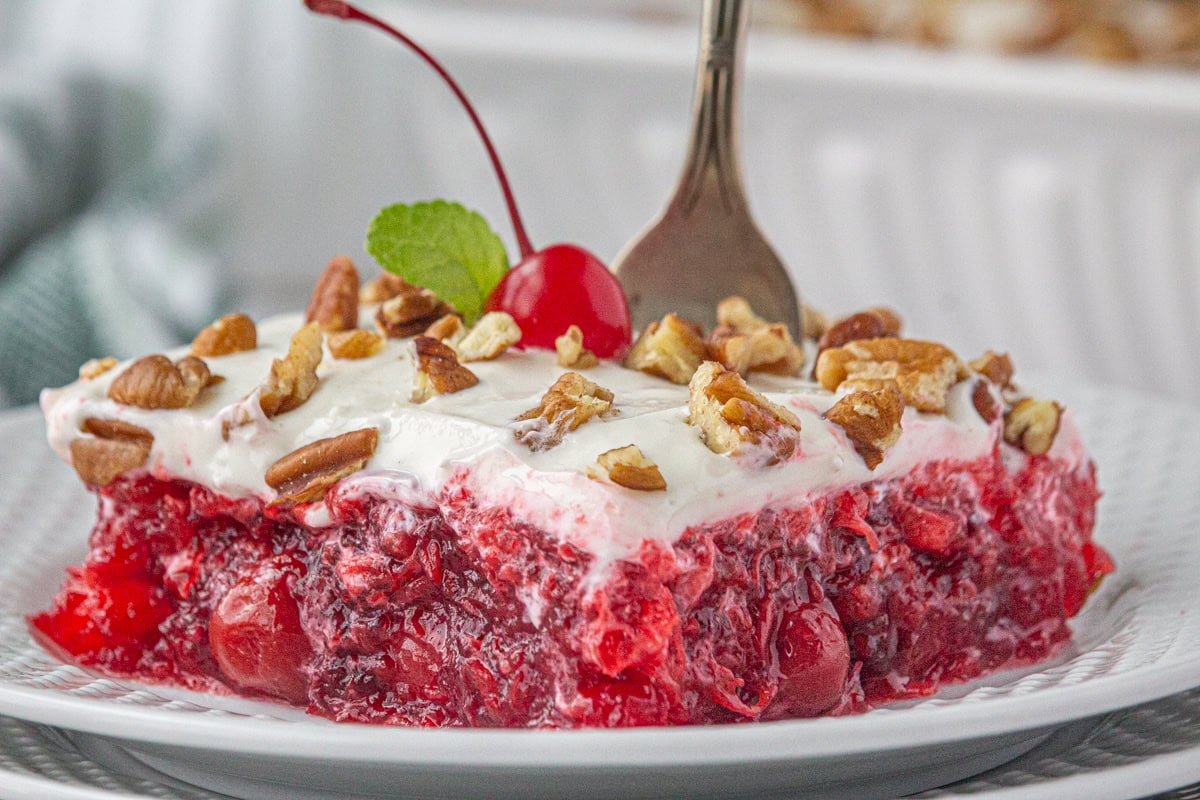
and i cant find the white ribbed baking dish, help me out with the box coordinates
[11,1,1200,402]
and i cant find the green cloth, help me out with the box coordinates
[0,66,226,407]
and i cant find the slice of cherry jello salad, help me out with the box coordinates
[33,258,1111,727]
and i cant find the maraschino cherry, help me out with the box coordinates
[306,0,632,357]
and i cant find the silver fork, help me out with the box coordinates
[611,0,802,338]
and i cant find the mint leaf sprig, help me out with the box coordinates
[366,201,509,325]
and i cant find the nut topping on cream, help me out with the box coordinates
[514,372,615,451]
[824,386,904,470]
[1004,398,1063,456]
[259,323,323,418]
[192,314,257,358]
[593,445,667,491]
[108,355,214,410]
[411,336,479,402]
[266,428,379,505]
[687,361,801,464]
[555,325,599,369]
[707,296,805,377]
[457,312,522,362]
[624,313,708,384]
[815,338,962,414]
[42,301,1084,565]
[305,256,360,333]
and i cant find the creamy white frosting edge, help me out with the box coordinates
[41,312,1086,563]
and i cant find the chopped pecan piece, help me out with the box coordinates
[815,338,962,414]
[79,357,117,380]
[716,296,769,332]
[707,297,805,377]
[687,361,800,464]
[305,256,360,332]
[259,323,323,417]
[265,428,379,505]
[969,351,1015,388]
[802,304,830,342]
[624,313,708,384]
[514,372,615,451]
[192,313,257,357]
[70,418,155,486]
[972,380,1000,423]
[824,386,904,469]
[359,272,410,304]
[376,283,454,338]
[176,356,215,397]
[555,325,599,369]
[1004,398,1062,456]
[817,308,902,353]
[411,336,478,403]
[424,314,467,347]
[108,354,214,410]
[594,445,667,491]
[327,329,384,360]
[457,312,522,362]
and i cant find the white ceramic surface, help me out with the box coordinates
[0,689,1198,800]
[0,377,1199,797]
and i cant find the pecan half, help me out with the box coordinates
[555,325,599,369]
[79,357,117,380]
[259,322,323,417]
[815,338,962,414]
[595,445,667,491]
[411,336,478,403]
[824,386,904,469]
[376,284,454,338]
[70,418,154,486]
[707,297,804,377]
[514,372,615,451]
[687,361,801,464]
[81,417,155,445]
[624,313,708,384]
[1004,398,1062,456]
[817,308,902,353]
[108,354,214,410]
[305,256,360,332]
[327,329,384,360]
[457,312,522,362]
[191,313,257,357]
[265,428,379,504]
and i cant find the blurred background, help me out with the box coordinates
[0,0,1198,407]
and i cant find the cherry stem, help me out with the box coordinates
[306,0,535,260]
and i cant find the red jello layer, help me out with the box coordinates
[32,447,1108,727]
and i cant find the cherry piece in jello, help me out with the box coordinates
[208,556,312,704]
[306,0,632,357]
[770,603,851,717]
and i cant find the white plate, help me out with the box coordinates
[2,689,1200,800]
[1,689,1199,800]
[0,381,1198,799]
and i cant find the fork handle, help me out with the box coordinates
[677,0,750,215]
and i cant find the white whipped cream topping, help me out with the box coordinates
[41,311,1084,563]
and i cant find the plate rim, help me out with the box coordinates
[0,654,1197,767]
